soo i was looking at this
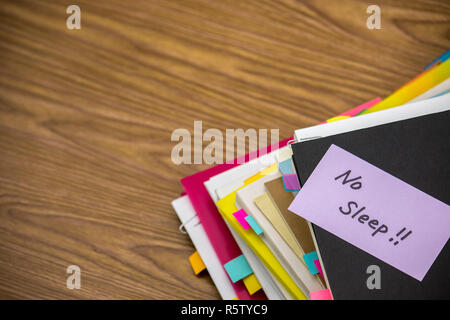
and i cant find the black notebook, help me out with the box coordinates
[291,110,450,299]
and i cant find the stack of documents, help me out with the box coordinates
[171,50,450,300]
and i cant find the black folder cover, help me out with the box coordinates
[291,110,450,299]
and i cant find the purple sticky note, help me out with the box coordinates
[283,173,300,191]
[233,209,251,230]
[288,144,450,281]
[313,259,323,278]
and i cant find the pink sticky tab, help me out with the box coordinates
[233,209,251,230]
[283,174,300,191]
[313,259,323,278]
[310,289,333,300]
[289,144,450,281]
[320,97,382,124]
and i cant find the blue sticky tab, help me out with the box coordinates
[278,159,293,174]
[224,255,253,283]
[303,251,319,275]
[430,89,450,99]
[245,216,263,235]
[424,49,450,70]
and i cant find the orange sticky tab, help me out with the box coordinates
[231,297,239,300]
[243,274,262,295]
[189,251,206,275]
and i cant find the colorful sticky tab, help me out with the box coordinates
[425,49,450,70]
[224,255,253,283]
[313,259,323,278]
[303,251,319,275]
[189,251,206,275]
[245,216,263,235]
[431,89,450,99]
[278,159,293,174]
[282,173,300,192]
[310,289,333,300]
[243,274,262,295]
[232,209,251,230]
[231,297,239,300]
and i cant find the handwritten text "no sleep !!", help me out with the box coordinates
[335,170,412,246]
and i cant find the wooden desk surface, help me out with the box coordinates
[0,0,448,299]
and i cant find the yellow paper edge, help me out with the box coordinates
[364,59,450,114]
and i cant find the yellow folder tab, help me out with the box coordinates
[364,59,450,114]
[189,251,206,275]
[216,164,307,300]
[243,274,262,295]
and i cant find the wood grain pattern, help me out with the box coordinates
[0,0,448,299]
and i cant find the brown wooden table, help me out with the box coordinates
[0,0,448,299]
